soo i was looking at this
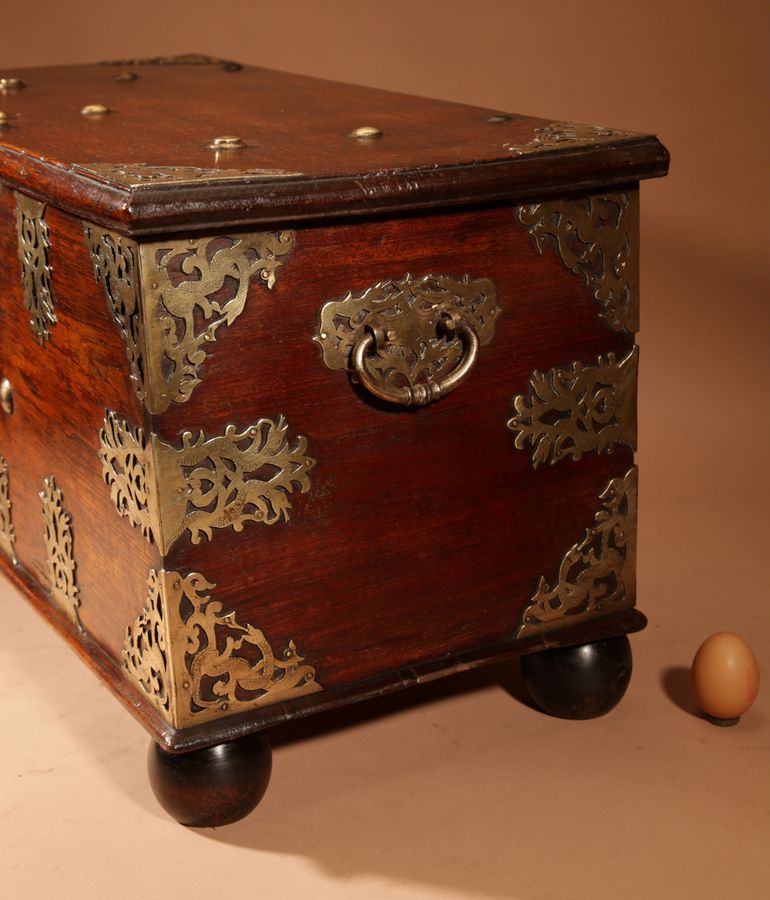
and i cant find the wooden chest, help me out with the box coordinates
[0,56,668,826]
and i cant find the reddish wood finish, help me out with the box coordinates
[160,200,636,695]
[0,185,160,664]
[0,62,665,755]
[148,731,272,827]
[0,61,668,234]
[0,183,643,750]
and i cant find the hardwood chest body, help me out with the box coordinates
[0,56,669,825]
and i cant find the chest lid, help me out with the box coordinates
[0,54,668,235]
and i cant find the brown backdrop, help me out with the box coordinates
[1,3,768,898]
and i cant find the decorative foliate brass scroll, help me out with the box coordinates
[14,192,55,345]
[84,225,295,413]
[517,466,637,638]
[515,192,639,334]
[507,346,638,467]
[503,121,634,156]
[40,477,81,629]
[0,456,17,565]
[315,273,500,407]
[123,568,322,727]
[98,410,315,553]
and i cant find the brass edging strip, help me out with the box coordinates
[84,224,295,413]
[517,466,637,638]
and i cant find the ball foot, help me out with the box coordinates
[705,714,740,727]
[521,635,633,719]
[148,731,272,827]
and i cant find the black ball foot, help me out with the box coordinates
[521,635,633,719]
[148,731,272,827]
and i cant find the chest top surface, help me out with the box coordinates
[0,54,668,234]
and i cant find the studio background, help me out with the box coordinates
[1,2,767,899]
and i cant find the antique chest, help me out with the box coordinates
[0,56,669,826]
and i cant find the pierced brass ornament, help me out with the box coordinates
[515,191,639,334]
[507,346,638,467]
[315,273,500,407]
[15,192,55,345]
[123,569,322,727]
[40,477,81,629]
[76,163,300,186]
[99,411,315,553]
[84,225,295,412]
[0,456,17,566]
[518,466,637,637]
[504,121,634,155]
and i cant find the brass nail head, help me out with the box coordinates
[0,77,25,92]
[0,111,8,126]
[114,71,138,83]
[209,134,245,150]
[485,114,512,124]
[82,103,110,116]
[0,378,13,416]
[349,126,383,139]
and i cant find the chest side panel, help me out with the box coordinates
[143,196,638,711]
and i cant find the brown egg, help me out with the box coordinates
[691,632,760,724]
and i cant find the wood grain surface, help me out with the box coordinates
[0,115,647,749]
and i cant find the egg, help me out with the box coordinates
[691,632,760,724]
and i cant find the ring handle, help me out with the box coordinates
[351,316,480,407]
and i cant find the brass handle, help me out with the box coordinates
[351,316,480,407]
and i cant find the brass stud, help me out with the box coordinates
[0,77,25,92]
[208,134,245,150]
[82,103,110,116]
[348,126,383,139]
[484,114,512,124]
[0,111,8,126]
[113,71,138,83]
[0,378,12,416]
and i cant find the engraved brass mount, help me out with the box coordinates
[508,346,638,467]
[518,467,637,637]
[84,224,295,413]
[315,274,500,407]
[122,569,322,727]
[40,477,81,629]
[99,411,315,553]
[516,191,639,334]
